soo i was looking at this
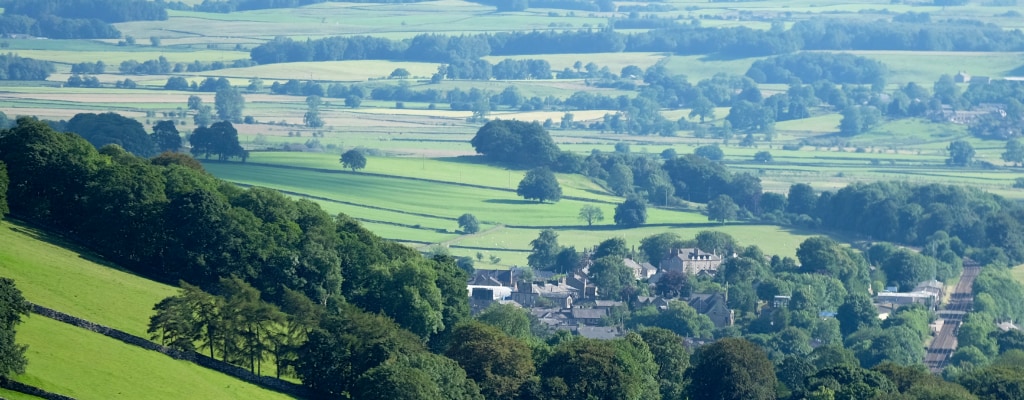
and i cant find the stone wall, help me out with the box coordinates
[28,303,309,398]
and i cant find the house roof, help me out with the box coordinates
[576,326,620,340]
[594,300,623,308]
[571,308,608,320]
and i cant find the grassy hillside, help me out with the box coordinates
[0,220,176,338]
[0,220,294,398]
[14,316,294,400]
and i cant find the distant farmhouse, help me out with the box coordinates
[660,248,725,276]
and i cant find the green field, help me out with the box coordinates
[14,317,293,400]
[0,221,176,338]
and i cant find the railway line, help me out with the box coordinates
[924,262,981,373]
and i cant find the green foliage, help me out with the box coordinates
[614,196,647,226]
[588,255,636,300]
[476,303,531,340]
[973,267,1024,323]
[0,162,7,217]
[340,148,367,171]
[1002,138,1024,166]
[627,302,714,339]
[445,321,535,400]
[694,144,724,161]
[578,204,604,226]
[707,194,739,223]
[528,229,561,270]
[797,236,870,294]
[471,120,560,168]
[637,327,689,400]
[297,304,425,398]
[593,237,629,259]
[686,337,777,400]
[190,121,246,161]
[639,232,682,264]
[0,278,29,377]
[803,364,897,399]
[214,86,245,123]
[517,167,562,202]
[540,334,660,400]
[956,350,1024,400]
[458,213,480,234]
[946,139,976,166]
[66,112,155,157]
[837,293,880,338]
[151,120,181,152]
[879,249,938,291]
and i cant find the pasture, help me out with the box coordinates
[14,317,293,400]
[0,221,176,338]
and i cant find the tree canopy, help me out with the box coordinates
[517,167,562,202]
[340,149,367,171]
[470,120,560,168]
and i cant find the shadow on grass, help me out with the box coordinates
[6,222,141,276]
[484,199,541,205]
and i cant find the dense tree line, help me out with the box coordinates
[0,54,54,81]
[249,18,1024,66]
[194,0,426,13]
[746,52,887,85]
[0,278,29,378]
[0,0,169,39]
[4,0,167,23]
[783,180,1024,265]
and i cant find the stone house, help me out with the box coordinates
[660,248,724,276]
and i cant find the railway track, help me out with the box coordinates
[924,262,981,373]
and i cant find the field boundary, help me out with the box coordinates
[204,159,622,205]
[26,304,309,399]
[0,377,75,400]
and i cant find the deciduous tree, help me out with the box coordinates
[687,337,777,400]
[0,278,30,377]
[340,149,367,171]
[578,204,604,226]
[614,196,647,226]
[517,167,561,203]
[458,213,480,234]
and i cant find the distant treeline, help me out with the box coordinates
[467,0,616,12]
[0,0,170,39]
[249,19,1024,64]
[0,54,54,80]
[4,0,167,23]
[193,0,427,12]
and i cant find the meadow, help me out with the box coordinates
[0,221,176,338]
[15,317,294,400]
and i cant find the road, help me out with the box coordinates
[924,260,981,373]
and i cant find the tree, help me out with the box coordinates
[637,327,689,400]
[335,92,358,107]
[297,305,425,398]
[539,334,660,400]
[589,255,636,300]
[614,196,647,226]
[0,278,30,377]
[1003,138,1024,167]
[707,194,739,223]
[687,337,777,400]
[639,232,682,264]
[880,249,937,292]
[66,112,155,157]
[214,86,245,122]
[190,121,246,161]
[786,183,816,215]
[470,120,560,168]
[194,105,213,127]
[445,322,535,400]
[947,139,975,166]
[389,68,411,79]
[353,362,442,400]
[837,293,880,338]
[594,237,629,259]
[340,149,367,171]
[754,151,773,163]
[517,167,561,203]
[528,229,561,270]
[476,303,532,340]
[152,120,181,152]
[0,162,8,217]
[458,213,480,234]
[578,205,604,226]
[689,95,716,122]
[304,95,324,128]
[694,144,725,161]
